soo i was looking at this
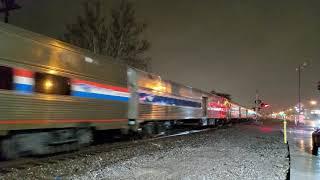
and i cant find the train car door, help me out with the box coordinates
[202,96,208,117]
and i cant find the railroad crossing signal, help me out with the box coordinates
[0,0,21,23]
[261,103,270,108]
[254,99,262,105]
[254,99,270,109]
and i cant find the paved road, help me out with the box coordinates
[288,119,320,180]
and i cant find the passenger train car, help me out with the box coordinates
[0,22,258,159]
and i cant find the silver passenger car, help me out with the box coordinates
[128,68,208,128]
[0,22,129,158]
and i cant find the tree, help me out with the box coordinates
[64,0,107,54]
[0,0,21,23]
[105,0,150,70]
[63,0,151,71]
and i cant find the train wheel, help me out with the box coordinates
[142,123,155,137]
[200,118,208,127]
[77,129,93,147]
[210,119,216,126]
[1,138,19,160]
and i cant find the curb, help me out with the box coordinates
[286,141,291,180]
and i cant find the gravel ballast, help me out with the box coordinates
[0,123,289,180]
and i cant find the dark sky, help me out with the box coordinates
[4,0,320,111]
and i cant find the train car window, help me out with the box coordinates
[34,72,71,95]
[0,66,13,90]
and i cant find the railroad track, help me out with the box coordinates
[0,127,214,174]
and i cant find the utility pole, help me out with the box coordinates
[298,65,301,124]
[254,90,261,121]
[0,0,21,23]
[255,90,259,113]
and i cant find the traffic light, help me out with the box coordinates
[318,81,320,91]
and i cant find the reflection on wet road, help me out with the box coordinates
[288,119,320,180]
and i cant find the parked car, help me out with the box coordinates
[312,128,320,151]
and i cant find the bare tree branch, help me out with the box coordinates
[63,0,151,71]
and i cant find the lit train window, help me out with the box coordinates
[34,72,71,95]
[0,66,13,90]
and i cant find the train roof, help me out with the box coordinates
[131,67,210,95]
[0,22,124,68]
[0,22,130,87]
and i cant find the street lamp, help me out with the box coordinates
[296,62,308,125]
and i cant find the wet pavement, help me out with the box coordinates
[288,119,320,180]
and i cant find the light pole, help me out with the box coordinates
[296,62,308,125]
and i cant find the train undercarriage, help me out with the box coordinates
[1,128,93,159]
[0,118,237,160]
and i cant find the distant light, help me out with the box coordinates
[311,110,320,115]
[279,111,286,117]
[310,100,317,106]
[85,57,94,63]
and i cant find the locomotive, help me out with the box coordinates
[0,22,257,159]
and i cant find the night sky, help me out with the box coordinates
[4,0,320,111]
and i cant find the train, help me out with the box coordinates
[0,22,259,159]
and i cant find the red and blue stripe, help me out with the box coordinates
[13,68,34,93]
[71,79,130,102]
